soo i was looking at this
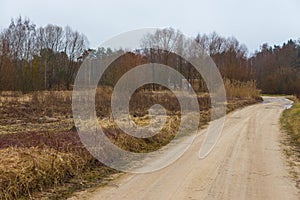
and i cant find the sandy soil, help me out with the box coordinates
[70,97,299,200]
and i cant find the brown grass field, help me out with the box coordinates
[0,81,262,199]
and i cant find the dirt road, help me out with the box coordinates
[71,97,299,200]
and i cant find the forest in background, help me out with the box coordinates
[0,16,299,97]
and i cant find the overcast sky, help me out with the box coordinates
[1,0,299,54]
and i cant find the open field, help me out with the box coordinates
[0,82,262,199]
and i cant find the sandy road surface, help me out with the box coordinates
[70,97,299,200]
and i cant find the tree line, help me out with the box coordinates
[0,16,89,92]
[197,31,300,96]
[0,17,299,97]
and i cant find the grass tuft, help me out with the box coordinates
[0,147,85,199]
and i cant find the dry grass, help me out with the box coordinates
[0,147,85,199]
[102,115,181,153]
[0,84,262,199]
[224,79,260,100]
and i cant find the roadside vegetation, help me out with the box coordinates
[280,96,300,189]
[281,97,300,147]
